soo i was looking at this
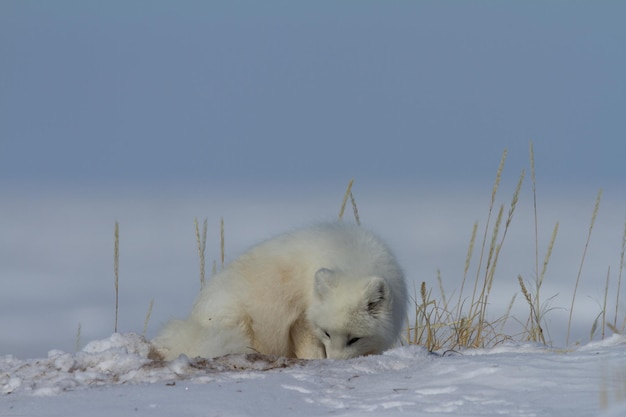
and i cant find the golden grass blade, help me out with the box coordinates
[75,323,82,352]
[530,141,539,294]
[518,275,546,344]
[475,169,523,346]
[437,269,448,311]
[339,179,354,221]
[195,217,208,289]
[472,150,507,307]
[602,266,610,340]
[615,219,626,328]
[143,299,154,337]
[350,191,360,226]
[528,222,557,331]
[506,169,525,229]
[114,221,119,333]
[489,169,524,290]
[482,205,503,299]
[456,222,478,320]
[539,222,559,289]
[220,217,225,269]
[491,149,507,207]
[567,189,603,345]
[519,275,532,306]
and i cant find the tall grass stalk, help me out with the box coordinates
[472,203,504,343]
[474,169,524,345]
[350,189,361,226]
[437,269,448,312]
[515,142,558,343]
[518,275,545,344]
[419,282,434,349]
[143,299,154,337]
[567,189,603,345]
[530,142,539,299]
[469,149,506,321]
[602,267,610,340]
[615,220,626,329]
[75,323,82,352]
[195,217,208,289]
[538,223,559,299]
[520,221,559,343]
[339,179,354,221]
[455,222,478,320]
[114,221,119,333]
[220,217,225,269]
[519,276,536,335]
[529,141,541,328]
[407,281,452,352]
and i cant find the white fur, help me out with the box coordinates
[153,222,407,360]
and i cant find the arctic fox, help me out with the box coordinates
[153,222,407,360]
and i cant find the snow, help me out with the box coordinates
[2,333,626,416]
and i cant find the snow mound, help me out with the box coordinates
[2,333,626,417]
[0,333,305,396]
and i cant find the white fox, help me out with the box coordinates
[153,222,407,360]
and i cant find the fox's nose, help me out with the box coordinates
[325,348,353,360]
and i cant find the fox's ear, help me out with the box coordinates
[363,277,389,316]
[314,268,336,298]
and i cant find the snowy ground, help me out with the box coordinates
[2,332,626,416]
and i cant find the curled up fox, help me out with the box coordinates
[154,222,407,360]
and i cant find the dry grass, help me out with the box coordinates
[195,217,225,285]
[220,217,225,269]
[338,178,353,221]
[143,299,154,337]
[567,189,603,345]
[516,143,559,344]
[400,145,623,351]
[338,178,360,225]
[404,149,528,351]
[613,219,626,332]
[194,217,208,289]
[75,322,82,352]
[114,221,119,333]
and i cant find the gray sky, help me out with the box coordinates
[1,1,625,191]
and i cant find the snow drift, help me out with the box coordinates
[2,333,626,417]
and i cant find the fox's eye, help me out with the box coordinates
[347,337,360,346]
[323,331,330,339]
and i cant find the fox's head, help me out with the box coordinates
[306,268,403,359]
